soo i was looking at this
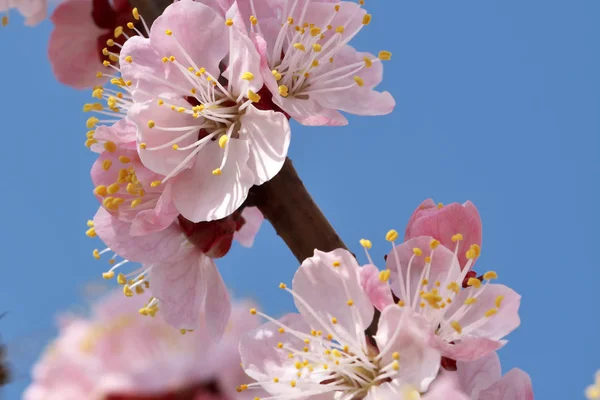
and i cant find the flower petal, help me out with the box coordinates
[48,0,104,88]
[172,140,255,222]
[434,335,504,362]
[203,256,232,338]
[478,369,534,400]
[456,352,502,396]
[119,36,169,102]
[242,106,291,185]
[359,264,394,311]
[234,206,264,248]
[92,119,137,153]
[93,207,181,263]
[130,182,180,236]
[292,249,374,347]
[374,307,440,392]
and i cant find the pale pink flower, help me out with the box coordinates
[117,0,291,222]
[455,352,534,400]
[405,199,482,269]
[24,291,260,400]
[376,234,521,362]
[586,371,600,399]
[248,0,395,125]
[0,0,46,27]
[49,0,134,88]
[239,249,441,399]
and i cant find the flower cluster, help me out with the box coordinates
[24,290,260,400]
[79,0,394,335]
[238,200,533,399]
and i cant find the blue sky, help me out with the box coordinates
[1,0,599,398]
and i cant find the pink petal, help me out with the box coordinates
[223,2,264,96]
[478,369,534,400]
[172,140,255,222]
[242,106,291,185]
[434,335,504,362]
[292,249,374,340]
[150,0,228,80]
[404,200,482,269]
[456,352,502,395]
[449,284,521,342]
[20,0,47,26]
[424,372,471,400]
[240,313,311,396]
[130,182,180,236]
[359,264,394,311]
[375,307,440,392]
[92,119,137,152]
[119,36,169,101]
[128,98,199,176]
[148,246,226,330]
[386,236,461,306]
[203,255,232,338]
[48,0,104,88]
[93,207,182,263]
[234,206,264,247]
[275,95,349,126]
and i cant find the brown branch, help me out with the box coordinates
[250,158,348,263]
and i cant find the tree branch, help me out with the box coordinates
[250,158,348,263]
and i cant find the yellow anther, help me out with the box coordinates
[130,199,143,208]
[161,56,168,63]
[169,56,175,62]
[310,27,321,36]
[101,141,116,153]
[114,26,123,37]
[278,85,289,97]
[397,300,405,307]
[452,233,464,242]
[421,279,429,286]
[326,333,333,340]
[293,43,306,51]
[413,247,423,257]
[102,160,112,171]
[279,282,287,289]
[362,57,373,69]
[347,299,354,306]
[334,5,340,11]
[392,361,399,371]
[127,22,134,29]
[329,57,334,63]
[379,269,391,282]
[94,185,107,197]
[304,72,310,78]
[87,220,95,227]
[241,72,254,81]
[1,16,8,26]
[464,297,477,305]
[392,351,400,360]
[93,249,101,259]
[150,180,162,187]
[451,321,462,334]
[123,285,134,297]
[102,48,109,56]
[107,183,120,195]
[485,308,498,318]
[218,135,229,149]
[335,26,345,34]
[165,29,172,36]
[495,295,504,308]
[385,229,399,242]
[135,285,144,295]
[139,143,147,149]
[102,271,115,279]
[362,14,372,25]
[86,117,99,129]
[177,107,186,113]
[287,16,294,24]
[225,18,233,26]
[331,317,337,324]
[250,15,258,25]
[273,377,280,383]
[311,60,319,68]
[92,87,103,98]
[483,271,498,280]
[447,282,460,293]
[147,120,155,128]
[425,256,432,263]
[278,328,285,334]
[118,156,131,164]
[290,380,296,388]
[375,51,392,62]
[428,239,440,249]
[271,69,282,80]
[353,76,365,87]
[360,238,372,249]
[106,39,115,47]
[309,44,322,54]
[212,168,223,176]
[117,273,127,285]
[102,60,111,67]
[332,349,341,357]
[249,308,257,315]
[467,278,482,288]
[125,55,133,63]
[295,361,302,369]
[247,90,261,103]
[467,244,481,259]
[132,7,140,20]
[277,342,283,349]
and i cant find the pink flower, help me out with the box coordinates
[239,248,442,399]
[0,0,46,27]
[380,234,521,362]
[455,352,534,400]
[405,199,482,269]
[24,291,260,400]
[117,0,291,222]
[48,0,134,88]
[248,0,396,126]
